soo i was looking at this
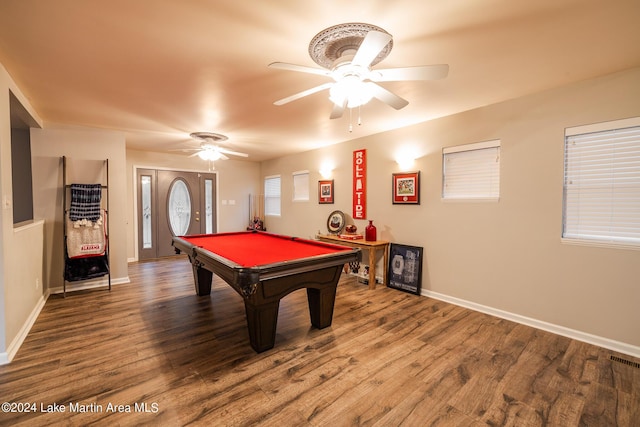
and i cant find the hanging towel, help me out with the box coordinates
[69,183,102,221]
[66,211,107,258]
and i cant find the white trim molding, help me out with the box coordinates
[0,292,49,365]
[422,289,640,359]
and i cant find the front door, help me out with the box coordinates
[137,168,217,260]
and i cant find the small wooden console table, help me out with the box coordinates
[316,234,390,289]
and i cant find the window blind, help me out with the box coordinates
[292,171,309,201]
[264,175,281,216]
[563,124,640,245]
[442,140,501,200]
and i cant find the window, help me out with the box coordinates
[442,140,501,200]
[264,175,281,216]
[168,179,192,236]
[204,178,214,233]
[563,118,640,247]
[292,170,309,201]
[141,175,153,249]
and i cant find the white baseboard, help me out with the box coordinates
[0,292,49,365]
[422,289,640,359]
[49,275,131,295]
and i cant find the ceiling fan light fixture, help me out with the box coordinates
[270,21,448,127]
[329,76,373,108]
[197,147,222,161]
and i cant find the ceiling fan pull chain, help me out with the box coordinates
[349,108,353,132]
[358,105,362,126]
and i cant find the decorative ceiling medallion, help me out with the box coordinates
[308,23,393,69]
[189,131,228,142]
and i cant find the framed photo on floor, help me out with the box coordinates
[387,243,423,295]
[318,180,334,204]
[392,171,420,204]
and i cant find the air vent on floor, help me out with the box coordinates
[610,355,640,369]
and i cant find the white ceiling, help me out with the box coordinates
[1,0,639,161]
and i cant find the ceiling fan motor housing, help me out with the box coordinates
[189,131,229,143]
[308,23,393,69]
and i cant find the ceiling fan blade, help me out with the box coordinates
[188,152,200,158]
[169,148,200,152]
[273,82,334,105]
[330,100,346,119]
[219,153,229,160]
[365,82,409,110]
[217,147,249,157]
[268,62,331,77]
[370,64,449,82]
[352,30,393,68]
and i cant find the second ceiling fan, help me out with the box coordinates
[178,132,249,161]
[269,23,449,120]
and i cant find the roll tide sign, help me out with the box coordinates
[353,149,366,219]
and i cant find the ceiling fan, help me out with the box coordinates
[269,23,449,120]
[173,132,249,161]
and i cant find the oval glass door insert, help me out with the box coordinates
[168,179,191,236]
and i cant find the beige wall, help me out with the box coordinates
[125,149,261,261]
[0,63,44,358]
[30,127,129,291]
[262,67,640,352]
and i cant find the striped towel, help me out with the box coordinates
[69,184,102,221]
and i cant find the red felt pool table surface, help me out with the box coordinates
[178,232,353,267]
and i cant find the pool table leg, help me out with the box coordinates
[307,283,338,329]
[191,262,213,296]
[244,301,280,353]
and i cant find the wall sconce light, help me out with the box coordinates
[395,150,416,171]
[319,160,334,178]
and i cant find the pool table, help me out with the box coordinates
[172,231,361,352]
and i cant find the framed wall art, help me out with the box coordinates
[318,180,334,204]
[387,243,423,295]
[326,210,345,234]
[392,171,420,204]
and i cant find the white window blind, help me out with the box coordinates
[563,122,640,246]
[292,170,309,201]
[442,140,501,200]
[264,175,281,216]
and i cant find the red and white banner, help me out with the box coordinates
[353,149,366,219]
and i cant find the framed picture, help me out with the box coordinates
[392,171,420,204]
[326,210,345,234]
[387,243,423,295]
[318,180,334,204]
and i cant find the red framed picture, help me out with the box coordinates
[318,180,334,204]
[392,172,420,204]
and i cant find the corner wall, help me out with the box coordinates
[0,62,44,361]
[261,67,640,354]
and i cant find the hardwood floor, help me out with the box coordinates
[1,256,638,426]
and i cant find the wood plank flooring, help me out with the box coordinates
[1,256,638,426]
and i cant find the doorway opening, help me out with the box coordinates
[136,168,217,260]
